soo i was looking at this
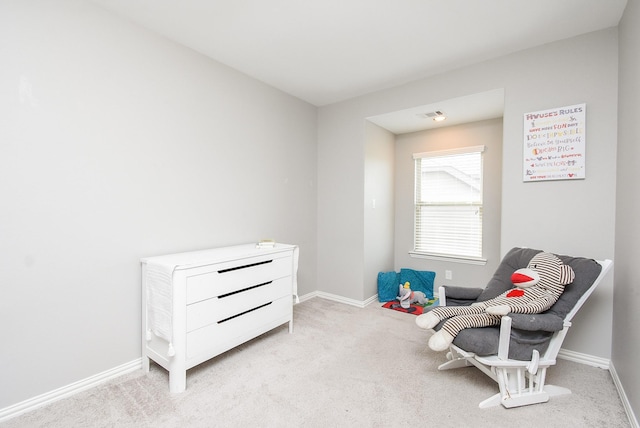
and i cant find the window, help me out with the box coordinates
[413,145,485,260]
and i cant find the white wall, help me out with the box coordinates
[318,28,618,359]
[394,119,503,287]
[363,122,395,300]
[614,0,640,422]
[0,0,317,409]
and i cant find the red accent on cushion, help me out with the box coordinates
[507,289,525,298]
[512,272,534,284]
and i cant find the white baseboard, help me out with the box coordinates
[363,294,379,306]
[301,291,378,308]
[0,358,142,423]
[557,348,610,369]
[610,361,640,428]
[297,291,319,303]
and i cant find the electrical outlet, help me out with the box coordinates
[445,270,452,280]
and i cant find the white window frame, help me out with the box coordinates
[410,145,487,265]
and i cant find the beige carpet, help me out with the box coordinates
[2,298,630,427]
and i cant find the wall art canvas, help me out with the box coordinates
[523,103,586,182]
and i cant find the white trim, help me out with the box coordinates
[0,358,142,423]
[610,361,640,428]
[296,291,376,308]
[296,291,379,308]
[296,291,319,303]
[314,291,373,308]
[409,251,487,265]
[413,144,485,159]
[362,294,380,306]
[557,348,610,369]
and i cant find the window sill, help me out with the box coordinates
[409,251,487,265]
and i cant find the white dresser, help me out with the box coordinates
[141,243,298,393]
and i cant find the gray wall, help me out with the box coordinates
[614,0,640,422]
[499,33,618,359]
[394,118,503,288]
[363,122,395,300]
[318,28,618,359]
[0,0,317,409]
[317,101,366,300]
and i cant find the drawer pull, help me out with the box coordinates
[218,302,272,324]
[218,259,273,274]
[218,281,272,299]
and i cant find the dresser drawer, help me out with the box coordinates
[186,294,292,360]
[186,276,291,331]
[186,255,291,304]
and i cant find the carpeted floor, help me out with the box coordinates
[2,298,631,427]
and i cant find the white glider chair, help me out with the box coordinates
[432,247,612,409]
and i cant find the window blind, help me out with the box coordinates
[414,146,485,258]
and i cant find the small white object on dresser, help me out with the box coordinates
[141,243,298,393]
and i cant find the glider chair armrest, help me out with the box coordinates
[439,285,484,306]
[497,316,511,360]
[508,313,565,332]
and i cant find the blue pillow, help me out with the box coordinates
[399,268,435,299]
[377,271,400,302]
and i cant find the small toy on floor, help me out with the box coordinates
[398,282,428,309]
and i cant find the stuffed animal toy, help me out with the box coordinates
[398,281,428,308]
[415,252,575,351]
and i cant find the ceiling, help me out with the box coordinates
[367,88,505,134]
[90,0,627,107]
[89,1,626,134]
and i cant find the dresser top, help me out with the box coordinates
[141,243,296,270]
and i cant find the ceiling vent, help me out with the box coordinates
[417,110,446,122]
[417,110,443,118]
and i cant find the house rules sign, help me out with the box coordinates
[523,103,586,182]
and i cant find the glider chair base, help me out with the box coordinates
[439,344,570,408]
